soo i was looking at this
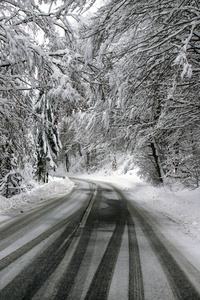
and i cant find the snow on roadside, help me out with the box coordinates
[74,168,200,269]
[0,176,75,216]
[76,169,200,241]
[1,165,199,265]
[131,184,200,240]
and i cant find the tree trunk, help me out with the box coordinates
[86,152,90,172]
[65,154,69,172]
[150,142,164,183]
[78,144,82,157]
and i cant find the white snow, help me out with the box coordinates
[0,163,200,271]
[71,166,200,272]
[0,176,75,222]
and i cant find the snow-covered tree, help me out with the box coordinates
[76,0,200,186]
[35,91,62,182]
[1,0,199,191]
[0,0,99,195]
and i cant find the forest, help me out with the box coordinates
[0,0,200,198]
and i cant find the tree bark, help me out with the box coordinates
[150,142,164,183]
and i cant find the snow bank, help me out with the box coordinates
[74,168,200,268]
[79,170,200,241]
[0,176,75,215]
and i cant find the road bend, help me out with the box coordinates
[0,179,200,300]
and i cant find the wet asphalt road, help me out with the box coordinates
[0,179,200,300]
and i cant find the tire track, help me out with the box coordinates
[0,219,78,300]
[127,210,144,300]
[0,190,76,244]
[84,193,127,300]
[0,184,97,299]
[0,206,84,271]
[113,186,144,300]
[54,186,101,300]
[128,203,200,300]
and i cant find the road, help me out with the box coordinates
[0,179,200,300]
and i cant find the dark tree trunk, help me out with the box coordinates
[150,142,163,183]
[65,154,69,172]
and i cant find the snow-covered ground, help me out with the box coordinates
[74,168,200,271]
[0,166,200,270]
[79,169,200,241]
[0,176,75,223]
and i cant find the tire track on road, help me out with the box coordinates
[113,186,144,300]
[0,214,81,300]
[0,185,97,299]
[127,210,144,300]
[0,207,84,272]
[54,186,100,300]
[128,203,200,300]
[0,191,76,245]
[84,194,127,300]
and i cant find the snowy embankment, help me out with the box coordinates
[1,169,199,246]
[75,168,200,270]
[75,170,200,241]
[0,176,75,221]
[0,167,199,267]
[98,172,200,239]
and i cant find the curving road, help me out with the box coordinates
[0,179,200,300]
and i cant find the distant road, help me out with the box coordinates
[0,179,200,300]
